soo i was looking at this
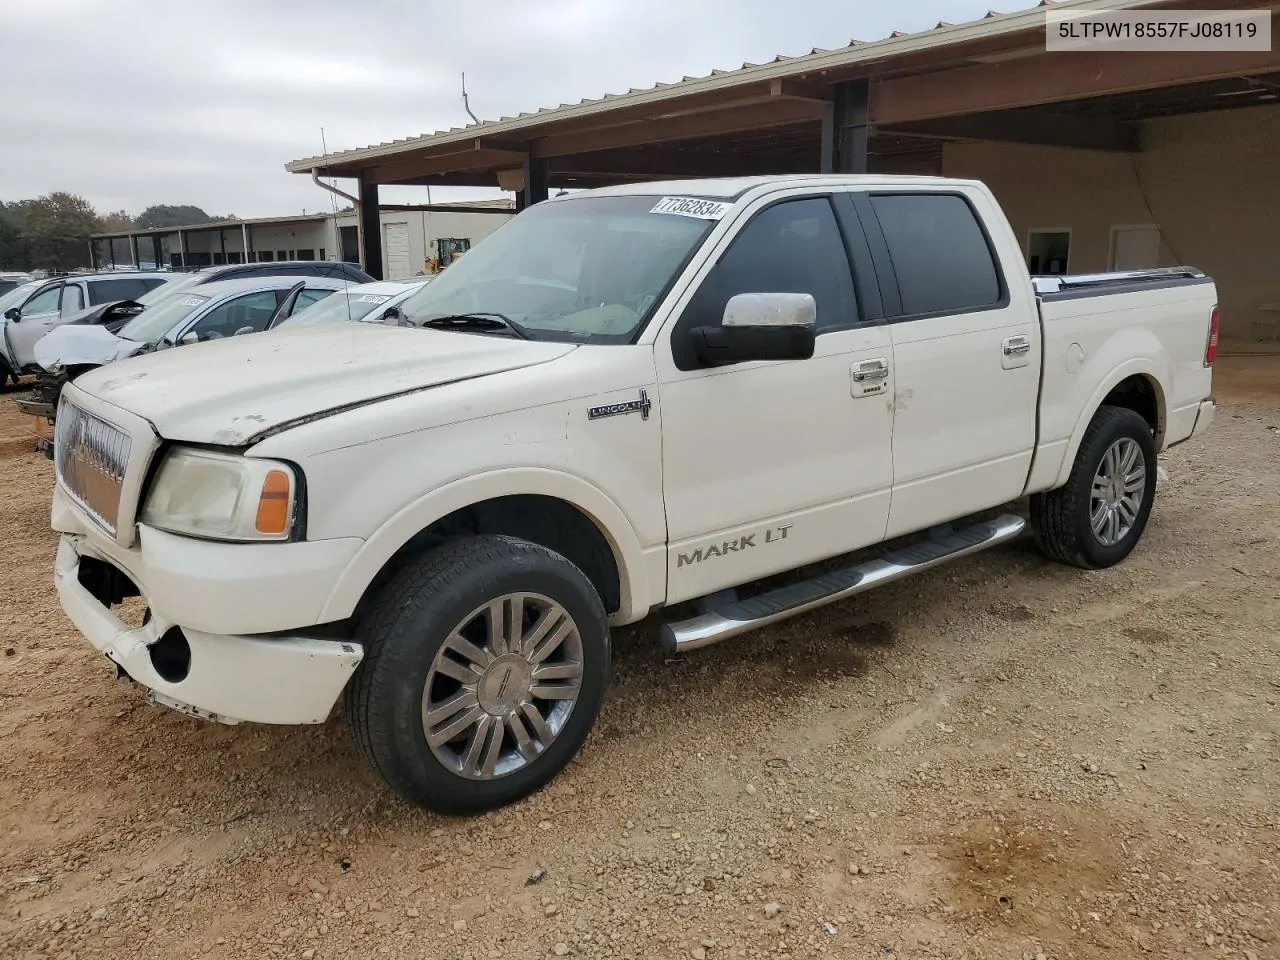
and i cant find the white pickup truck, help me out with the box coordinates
[51,175,1218,814]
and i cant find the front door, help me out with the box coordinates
[857,190,1040,537]
[7,282,65,369]
[655,194,895,604]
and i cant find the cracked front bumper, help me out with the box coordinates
[55,535,363,725]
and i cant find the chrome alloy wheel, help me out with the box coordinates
[1090,437,1147,547]
[421,593,584,780]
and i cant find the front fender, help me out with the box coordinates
[318,467,655,625]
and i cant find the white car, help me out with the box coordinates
[271,278,429,328]
[33,276,354,376]
[0,272,176,384]
[50,175,1217,815]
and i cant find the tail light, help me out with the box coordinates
[1204,305,1220,367]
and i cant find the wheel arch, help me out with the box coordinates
[320,468,654,626]
[1054,361,1168,489]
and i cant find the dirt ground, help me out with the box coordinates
[2,357,1277,960]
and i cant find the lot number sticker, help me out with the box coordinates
[354,295,391,304]
[650,197,733,220]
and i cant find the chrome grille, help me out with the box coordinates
[55,401,131,535]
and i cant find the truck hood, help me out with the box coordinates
[70,324,577,445]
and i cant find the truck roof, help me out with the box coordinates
[551,174,982,202]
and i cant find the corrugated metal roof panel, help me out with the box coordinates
[286,0,1165,173]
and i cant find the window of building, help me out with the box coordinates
[1027,229,1071,275]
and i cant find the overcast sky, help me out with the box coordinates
[2,0,1008,218]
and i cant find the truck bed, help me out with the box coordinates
[1030,266,1217,492]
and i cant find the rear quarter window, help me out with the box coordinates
[870,193,1004,317]
[88,277,153,305]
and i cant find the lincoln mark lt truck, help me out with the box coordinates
[50,176,1218,814]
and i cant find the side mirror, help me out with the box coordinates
[179,331,199,345]
[5,307,20,322]
[382,305,403,322]
[690,293,817,367]
[232,325,255,336]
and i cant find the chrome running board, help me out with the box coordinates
[661,514,1027,654]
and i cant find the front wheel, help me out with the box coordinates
[1032,405,1158,570]
[346,535,610,814]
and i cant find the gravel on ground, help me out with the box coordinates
[2,357,1277,960]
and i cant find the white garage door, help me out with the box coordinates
[384,222,411,280]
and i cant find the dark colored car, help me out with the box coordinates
[186,260,373,285]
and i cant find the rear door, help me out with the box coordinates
[656,192,895,603]
[857,189,1040,537]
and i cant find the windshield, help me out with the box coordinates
[275,287,410,328]
[117,292,210,343]
[0,280,42,314]
[397,195,719,343]
[137,274,198,306]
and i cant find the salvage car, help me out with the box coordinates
[0,272,175,386]
[23,276,352,419]
[50,260,379,336]
[271,278,429,328]
[49,175,1218,815]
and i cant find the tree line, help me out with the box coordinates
[0,195,232,273]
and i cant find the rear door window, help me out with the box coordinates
[288,288,335,316]
[869,193,1003,317]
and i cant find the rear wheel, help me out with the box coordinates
[1032,405,1157,569]
[346,535,610,814]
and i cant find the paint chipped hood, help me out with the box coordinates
[67,323,577,445]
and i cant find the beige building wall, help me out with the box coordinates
[338,210,511,278]
[943,105,1280,342]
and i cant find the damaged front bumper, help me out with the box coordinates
[55,535,364,725]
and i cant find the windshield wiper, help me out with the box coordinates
[420,312,530,340]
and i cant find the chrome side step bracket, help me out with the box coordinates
[661,513,1027,654]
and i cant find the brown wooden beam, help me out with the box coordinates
[769,78,831,101]
[550,148,810,178]
[532,99,826,158]
[369,145,527,184]
[885,110,1141,152]
[870,44,1280,124]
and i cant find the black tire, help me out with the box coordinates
[346,535,610,815]
[1032,405,1158,570]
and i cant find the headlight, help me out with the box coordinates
[141,446,300,542]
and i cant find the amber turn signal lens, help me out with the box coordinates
[255,469,292,535]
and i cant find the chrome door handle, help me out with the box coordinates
[1002,335,1031,357]
[852,359,889,382]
